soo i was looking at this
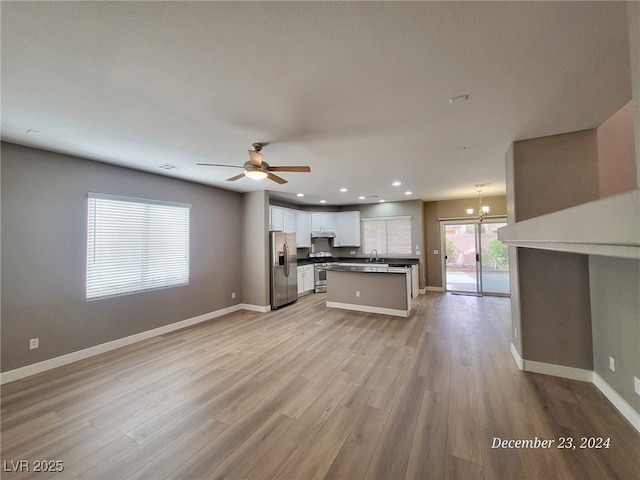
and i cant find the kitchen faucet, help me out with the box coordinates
[369,249,378,262]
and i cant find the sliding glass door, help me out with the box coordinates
[479,222,510,295]
[442,220,510,296]
[443,222,480,293]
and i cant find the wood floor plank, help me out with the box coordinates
[206,413,296,480]
[405,390,449,480]
[365,375,427,479]
[446,454,484,480]
[284,405,359,480]
[323,405,388,480]
[447,363,483,465]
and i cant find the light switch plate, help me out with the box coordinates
[634,376,640,396]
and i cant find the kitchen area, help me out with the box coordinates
[269,204,420,315]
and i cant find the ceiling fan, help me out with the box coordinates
[197,143,311,184]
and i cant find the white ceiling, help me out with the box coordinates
[1,1,631,205]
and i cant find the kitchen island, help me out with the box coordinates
[325,265,412,317]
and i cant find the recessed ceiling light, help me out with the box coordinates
[26,129,41,135]
[339,188,348,193]
[379,199,386,203]
[358,196,365,200]
[320,199,327,204]
[392,181,402,187]
[296,193,304,197]
[404,191,412,195]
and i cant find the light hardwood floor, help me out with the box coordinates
[2,292,639,479]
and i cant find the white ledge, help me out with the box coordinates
[498,189,640,259]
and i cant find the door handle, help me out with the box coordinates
[284,243,289,277]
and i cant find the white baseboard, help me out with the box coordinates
[593,372,640,433]
[523,359,594,383]
[326,301,409,318]
[425,286,445,292]
[508,343,640,434]
[510,342,525,370]
[0,303,269,385]
[241,303,271,313]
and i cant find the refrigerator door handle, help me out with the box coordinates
[284,242,289,277]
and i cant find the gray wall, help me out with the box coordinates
[513,129,600,221]
[1,142,244,372]
[596,101,637,197]
[242,191,270,307]
[589,256,640,411]
[423,195,507,289]
[518,248,593,369]
[629,1,640,186]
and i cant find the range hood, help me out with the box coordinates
[311,230,336,238]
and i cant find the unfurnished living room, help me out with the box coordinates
[1,2,639,479]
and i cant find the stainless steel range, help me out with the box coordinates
[313,260,339,293]
[308,251,337,293]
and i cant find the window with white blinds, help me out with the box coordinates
[362,216,412,255]
[87,193,190,300]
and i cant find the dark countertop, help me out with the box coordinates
[297,257,419,267]
[325,265,411,274]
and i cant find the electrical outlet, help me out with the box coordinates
[609,356,615,372]
[433,250,439,255]
[29,338,39,350]
[231,292,236,299]
[634,377,640,396]
[350,250,356,255]
[355,290,361,298]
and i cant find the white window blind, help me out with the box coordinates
[87,193,190,300]
[362,216,412,255]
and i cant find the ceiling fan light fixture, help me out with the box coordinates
[244,168,268,180]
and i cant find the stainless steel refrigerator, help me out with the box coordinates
[270,231,298,309]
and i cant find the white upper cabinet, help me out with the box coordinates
[271,207,360,247]
[269,206,284,231]
[270,206,297,233]
[283,209,297,233]
[334,211,361,246]
[311,212,334,232]
[296,211,311,247]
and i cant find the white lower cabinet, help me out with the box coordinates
[297,268,305,295]
[298,265,315,295]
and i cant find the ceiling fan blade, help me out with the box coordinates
[248,150,263,167]
[267,172,288,184]
[197,163,244,169]
[226,173,246,182]
[268,166,311,173]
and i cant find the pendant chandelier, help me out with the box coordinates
[466,185,490,222]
